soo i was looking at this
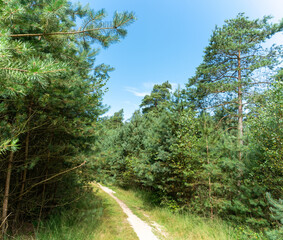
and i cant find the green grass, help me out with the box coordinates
[15,184,138,240]
[90,183,138,240]
[110,185,268,240]
[15,184,267,240]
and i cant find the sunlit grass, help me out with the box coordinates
[90,183,138,240]
[110,186,268,240]
[15,184,267,240]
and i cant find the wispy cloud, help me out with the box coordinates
[142,82,156,89]
[123,101,139,108]
[125,87,149,97]
[125,82,180,98]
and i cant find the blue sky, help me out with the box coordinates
[72,0,282,120]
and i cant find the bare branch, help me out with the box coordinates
[17,161,86,199]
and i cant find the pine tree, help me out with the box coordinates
[266,192,283,240]
[140,81,172,113]
[187,13,282,163]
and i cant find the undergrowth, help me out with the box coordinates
[15,185,137,240]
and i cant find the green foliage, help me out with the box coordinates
[246,80,282,196]
[266,193,283,224]
[0,0,135,237]
[265,193,283,240]
[95,75,282,227]
[140,81,172,113]
[187,13,281,109]
[94,14,282,232]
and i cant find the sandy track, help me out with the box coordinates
[98,184,159,240]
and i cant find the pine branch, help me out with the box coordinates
[0,67,67,75]
[5,27,118,38]
[203,100,237,110]
[38,69,67,74]
[0,67,28,72]
[249,82,272,85]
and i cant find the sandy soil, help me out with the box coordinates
[98,184,159,240]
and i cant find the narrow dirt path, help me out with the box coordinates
[98,184,159,240]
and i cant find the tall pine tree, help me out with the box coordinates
[187,13,282,162]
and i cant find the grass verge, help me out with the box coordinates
[15,184,138,240]
[110,185,268,240]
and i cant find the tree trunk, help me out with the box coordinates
[37,147,51,231]
[237,49,244,190]
[1,151,14,238]
[204,120,213,219]
[237,49,243,162]
[14,106,31,224]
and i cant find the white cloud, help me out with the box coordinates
[125,87,149,97]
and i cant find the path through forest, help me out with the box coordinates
[98,184,160,240]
